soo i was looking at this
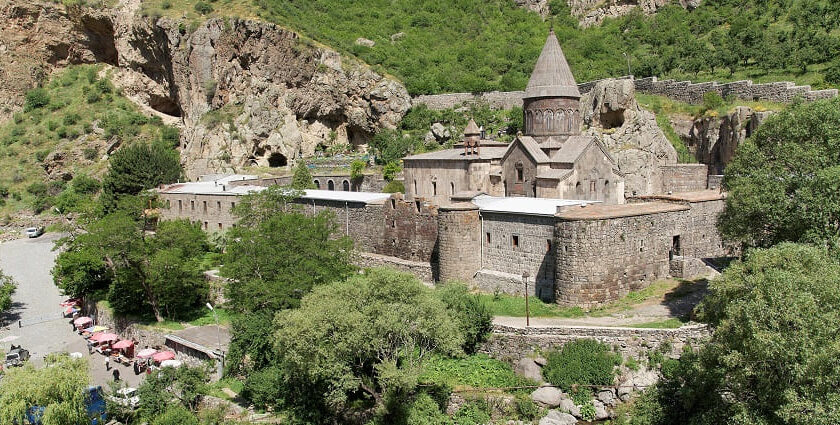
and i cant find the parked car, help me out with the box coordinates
[24,227,44,238]
[4,346,30,368]
[107,387,140,410]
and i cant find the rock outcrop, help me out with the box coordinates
[0,0,412,179]
[515,0,701,26]
[672,107,773,175]
[580,78,678,196]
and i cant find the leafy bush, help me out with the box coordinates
[71,174,101,194]
[702,91,725,112]
[404,393,448,425]
[0,185,9,198]
[151,406,198,425]
[542,339,621,393]
[436,282,492,354]
[350,159,366,181]
[514,395,544,421]
[420,354,534,389]
[451,400,491,425]
[26,181,48,196]
[241,366,284,409]
[382,161,402,182]
[24,88,50,111]
[382,180,405,193]
[83,147,98,160]
[194,1,213,15]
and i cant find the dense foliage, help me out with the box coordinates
[628,243,840,425]
[240,0,840,94]
[719,98,840,249]
[542,339,621,394]
[290,161,315,190]
[138,365,210,420]
[0,355,91,425]
[53,203,212,322]
[435,282,492,354]
[271,268,463,422]
[222,189,356,312]
[0,65,180,215]
[101,141,182,210]
[0,268,16,313]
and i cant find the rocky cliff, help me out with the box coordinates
[672,107,773,175]
[0,0,411,179]
[580,79,678,196]
[516,0,700,26]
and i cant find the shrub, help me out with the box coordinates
[31,195,52,215]
[151,405,198,425]
[826,59,840,85]
[35,150,50,162]
[26,182,48,196]
[241,366,284,409]
[0,186,8,198]
[24,88,50,111]
[203,79,217,103]
[83,147,98,161]
[161,0,171,9]
[451,400,491,425]
[382,180,404,193]
[63,113,80,126]
[542,339,621,393]
[47,120,59,131]
[404,393,448,425]
[159,126,180,147]
[702,91,725,112]
[514,395,543,421]
[350,159,366,181]
[194,1,214,15]
[383,161,402,181]
[436,282,492,353]
[71,174,101,194]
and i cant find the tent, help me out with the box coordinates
[73,317,93,326]
[83,325,109,333]
[90,333,119,343]
[112,340,134,350]
[136,348,157,359]
[152,351,176,362]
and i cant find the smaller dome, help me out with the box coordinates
[464,119,480,135]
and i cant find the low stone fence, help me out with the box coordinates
[355,252,436,286]
[84,299,168,350]
[482,323,710,361]
[412,76,837,110]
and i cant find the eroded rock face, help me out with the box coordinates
[580,78,678,196]
[0,1,412,180]
[675,107,773,175]
[515,0,701,26]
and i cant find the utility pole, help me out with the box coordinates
[522,271,530,327]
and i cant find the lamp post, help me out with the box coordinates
[522,271,530,327]
[206,303,223,376]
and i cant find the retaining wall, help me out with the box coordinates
[412,76,837,110]
[482,323,710,360]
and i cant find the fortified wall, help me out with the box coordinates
[412,76,837,110]
[157,176,727,308]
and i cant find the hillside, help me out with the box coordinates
[141,0,840,95]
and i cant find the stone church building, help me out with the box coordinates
[404,30,625,205]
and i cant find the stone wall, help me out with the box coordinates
[292,198,385,253]
[478,212,556,300]
[412,76,837,110]
[380,195,439,263]
[660,164,708,193]
[707,174,723,190]
[554,196,728,308]
[355,252,435,285]
[227,174,387,193]
[437,204,482,282]
[158,192,240,232]
[85,299,168,350]
[482,323,710,360]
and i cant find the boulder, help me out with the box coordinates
[631,369,659,390]
[592,399,610,420]
[354,37,375,47]
[531,386,565,407]
[515,357,544,383]
[533,356,548,366]
[539,409,577,425]
[617,382,633,402]
[597,389,617,407]
[558,398,580,417]
[430,122,451,140]
[580,78,678,197]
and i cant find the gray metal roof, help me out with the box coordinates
[300,190,391,203]
[525,31,581,99]
[472,194,597,216]
[403,147,508,161]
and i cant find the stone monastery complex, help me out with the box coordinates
[157,32,730,308]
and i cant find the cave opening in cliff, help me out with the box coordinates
[149,94,182,117]
[599,109,625,129]
[268,153,288,168]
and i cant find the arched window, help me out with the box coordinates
[450,182,455,195]
[413,180,418,195]
[313,180,320,189]
[567,109,574,132]
[544,110,553,131]
[575,182,583,196]
[515,162,524,182]
[342,180,350,191]
[432,181,437,196]
[327,180,335,191]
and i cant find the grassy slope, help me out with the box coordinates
[0,65,178,217]
[141,0,839,95]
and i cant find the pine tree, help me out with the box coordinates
[291,161,315,190]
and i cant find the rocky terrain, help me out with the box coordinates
[0,0,411,180]
[581,79,678,196]
[516,0,701,26]
[671,107,773,175]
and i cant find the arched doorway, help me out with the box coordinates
[268,153,288,167]
[327,180,335,191]
[342,180,350,191]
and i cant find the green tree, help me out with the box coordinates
[0,355,91,425]
[152,405,199,425]
[719,98,840,249]
[350,159,366,182]
[138,365,209,421]
[51,248,111,298]
[272,268,463,422]
[639,243,840,425]
[0,269,16,313]
[290,161,315,190]
[222,210,355,312]
[101,142,181,211]
[436,282,492,354]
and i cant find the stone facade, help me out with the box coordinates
[479,212,556,300]
[660,164,708,193]
[555,194,727,308]
[437,204,482,283]
[158,191,242,232]
[227,173,387,193]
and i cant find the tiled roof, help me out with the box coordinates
[525,30,581,99]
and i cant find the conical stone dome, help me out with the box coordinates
[524,30,581,99]
[464,119,480,135]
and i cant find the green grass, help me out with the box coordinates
[206,377,245,400]
[479,293,585,318]
[0,65,179,216]
[188,307,232,327]
[420,354,535,391]
[628,318,687,329]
